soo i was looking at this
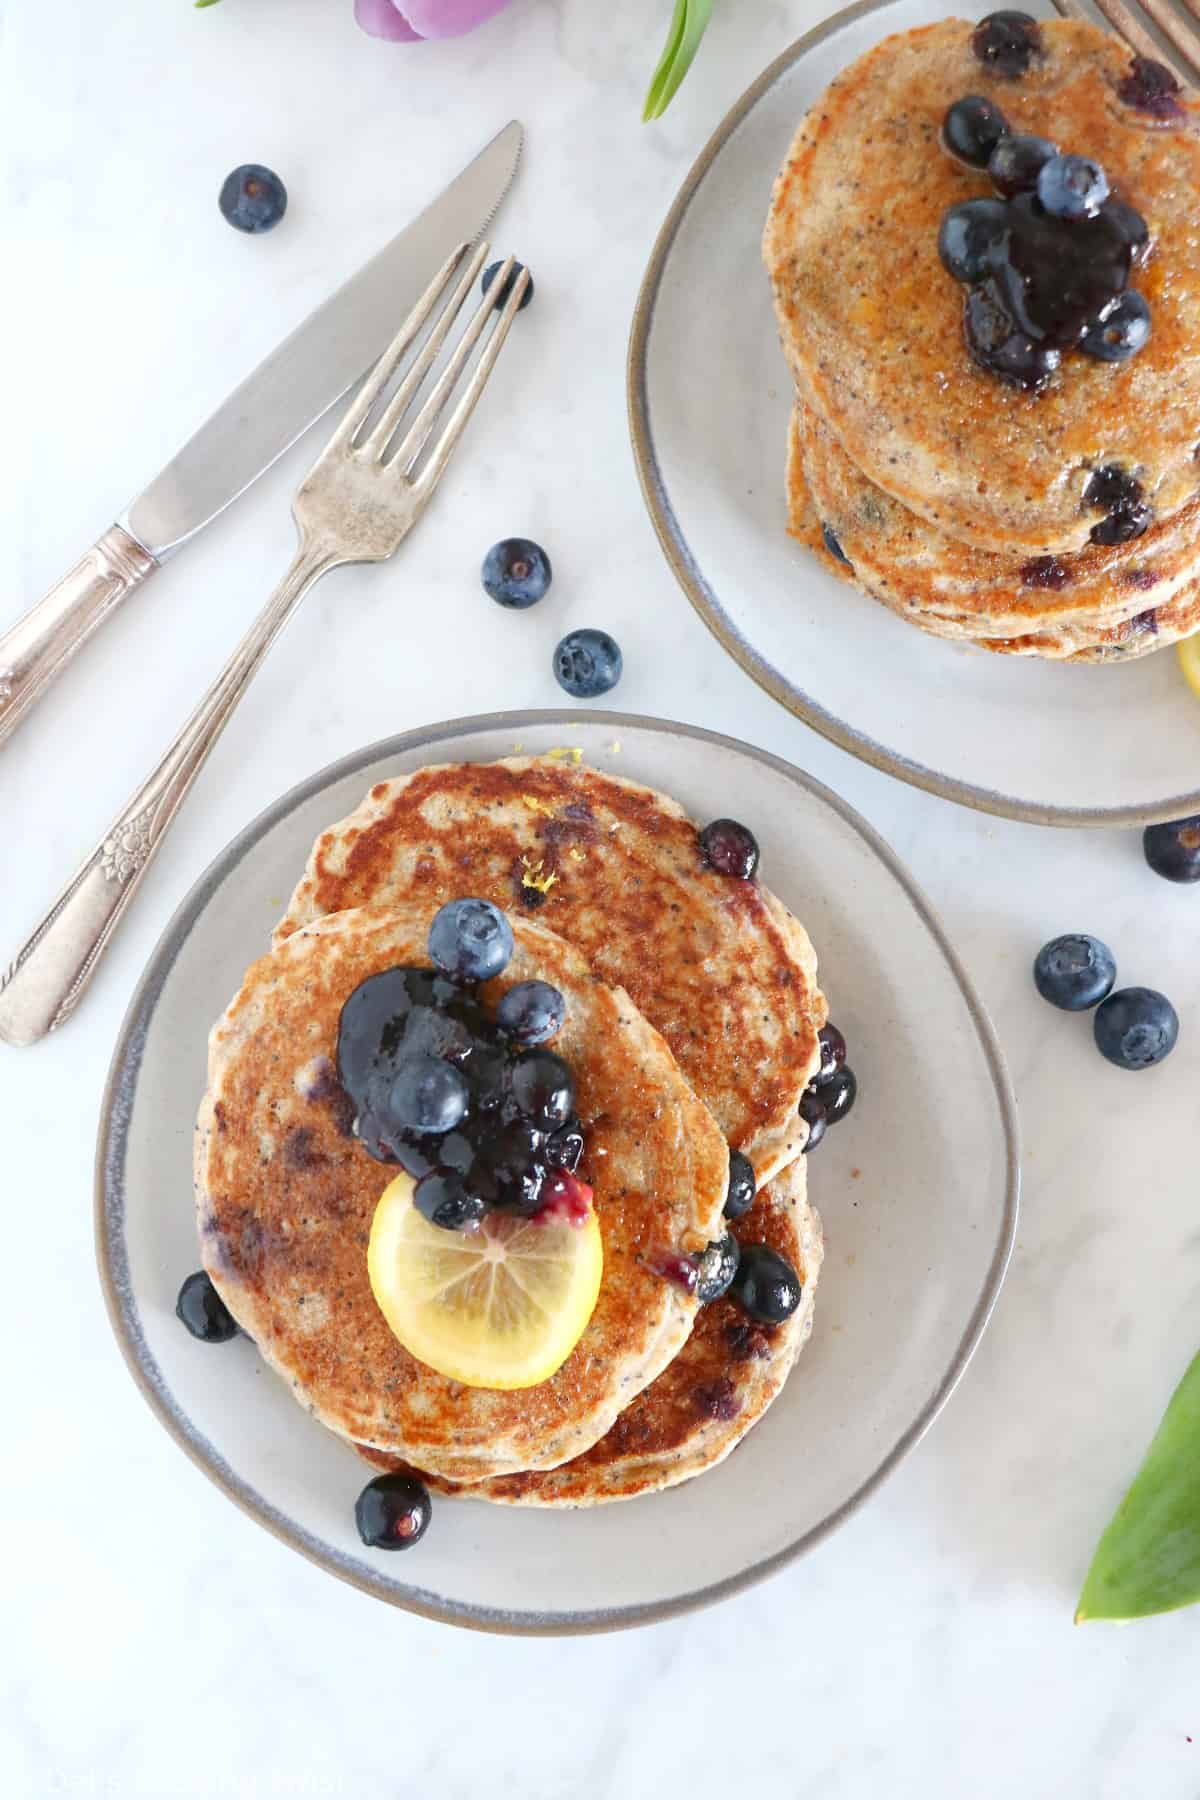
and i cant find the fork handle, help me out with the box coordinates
[0,526,158,749]
[0,536,336,1046]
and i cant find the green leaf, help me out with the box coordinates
[643,0,715,122]
[195,1,223,9]
[1077,1348,1200,1622]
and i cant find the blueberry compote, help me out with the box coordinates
[335,903,589,1232]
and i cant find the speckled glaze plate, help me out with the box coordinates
[628,0,1200,827]
[97,712,1018,1634]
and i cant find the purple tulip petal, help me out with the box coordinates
[355,0,422,41]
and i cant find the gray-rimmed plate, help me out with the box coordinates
[628,0,1200,827]
[97,711,1018,1634]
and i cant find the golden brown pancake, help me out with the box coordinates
[195,905,729,1483]
[764,17,1200,555]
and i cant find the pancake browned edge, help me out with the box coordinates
[274,757,826,1185]
[195,904,729,1485]
[356,1158,823,1505]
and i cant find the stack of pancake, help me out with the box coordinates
[194,757,828,1506]
[763,15,1200,662]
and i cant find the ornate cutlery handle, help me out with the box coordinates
[0,537,335,1046]
[0,527,158,749]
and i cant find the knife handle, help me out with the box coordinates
[0,526,157,749]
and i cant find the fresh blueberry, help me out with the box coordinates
[496,979,566,1044]
[176,1271,239,1343]
[815,1023,847,1083]
[1033,934,1117,1011]
[730,1243,803,1324]
[546,1118,585,1172]
[553,629,622,699]
[413,1169,488,1231]
[1081,292,1151,363]
[972,12,1044,78]
[354,1473,432,1549]
[427,896,514,982]
[482,259,534,310]
[1143,816,1200,884]
[1094,987,1179,1070]
[723,1149,757,1220]
[510,1049,575,1129]
[938,200,1009,284]
[389,1055,470,1135]
[964,283,1061,391]
[1118,56,1184,121]
[821,522,851,565]
[1037,154,1109,221]
[481,538,551,609]
[799,1087,828,1154]
[943,95,1011,168]
[218,164,287,234]
[816,1064,857,1125]
[698,818,760,879]
[988,134,1057,197]
[695,1234,741,1305]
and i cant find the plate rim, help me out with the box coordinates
[95,707,1020,1636]
[626,0,1200,831]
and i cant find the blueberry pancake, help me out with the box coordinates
[764,15,1200,555]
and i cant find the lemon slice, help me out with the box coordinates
[367,1175,603,1390]
[1178,635,1200,701]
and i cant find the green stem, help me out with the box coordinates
[643,0,716,122]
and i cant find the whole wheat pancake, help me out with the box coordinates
[793,403,1200,640]
[764,17,1200,555]
[274,758,826,1184]
[196,905,729,1483]
[357,1158,822,1505]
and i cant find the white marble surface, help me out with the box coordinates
[2,0,1199,1794]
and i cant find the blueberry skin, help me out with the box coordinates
[1037,154,1110,221]
[938,200,1009,283]
[510,1049,575,1128]
[553,629,623,699]
[482,259,534,310]
[481,538,551,609]
[815,1023,847,1083]
[816,1064,857,1125]
[413,1170,488,1231]
[355,1473,432,1550]
[695,1234,741,1305]
[1033,934,1117,1011]
[176,1271,239,1343]
[942,96,1010,168]
[698,818,760,880]
[972,11,1044,79]
[988,134,1057,197]
[496,979,566,1044]
[219,164,287,234]
[799,1087,828,1154]
[1094,987,1179,1070]
[388,1055,469,1135]
[730,1243,803,1324]
[723,1149,757,1220]
[1081,292,1151,363]
[1143,815,1200,884]
[427,896,514,982]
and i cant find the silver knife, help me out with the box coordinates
[0,120,523,750]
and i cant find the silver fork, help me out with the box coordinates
[0,241,529,1047]
[1051,0,1200,83]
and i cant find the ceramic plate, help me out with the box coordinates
[629,0,1200,827]
[97,712,1018,1633]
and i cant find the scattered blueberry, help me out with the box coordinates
[427,897,514,983]
[176,1270,239,1343]
[815,1023,847,1083]
[695,1233,741,1305]
[1022,555,1071,591]
[730,1243,803,1324]
[988,134,1058,198]
[698,818,760,880]
[972,11,1044,78]
[723,1149,757,1220]
[553,629,622,699]
[510,1049,575,1129]
[1085,465,1152,545]
[482,259,534,310]
[1117,56,1184,122]
[390,1054,470,1135]
[938,199,1010,284]
[1033,934,1117,1011]
[817,1064,857,1126]
[1037,154,1110,222]
[799,1088,828,1154]
[354,1473,432,1550]
[413,1169,489,1231]
[943,96,1010,168]
[219,164,287,234]
[481,538,551,609]
[1143,816,1200,884]
[496,980,566,1044]
[1094,987,1179,1071]
[822,521,851,565]
[1081,292,1152,363]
